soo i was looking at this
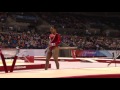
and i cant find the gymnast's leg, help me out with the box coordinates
[52,47,59,69]
[45,50,52,70]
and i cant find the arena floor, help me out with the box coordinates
[0,58,120,78]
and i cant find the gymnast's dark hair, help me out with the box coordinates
[51,25,58,30]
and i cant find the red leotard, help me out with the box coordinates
[49,33,61,50]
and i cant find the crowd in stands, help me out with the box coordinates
[0,12,120,50]
[61,35,120,50]
[40,12,120,30]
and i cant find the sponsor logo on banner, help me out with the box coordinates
[75,50,96,57]
[84,50,96,56]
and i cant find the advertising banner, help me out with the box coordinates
[71,50,120,58]
[1,48,120,58]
